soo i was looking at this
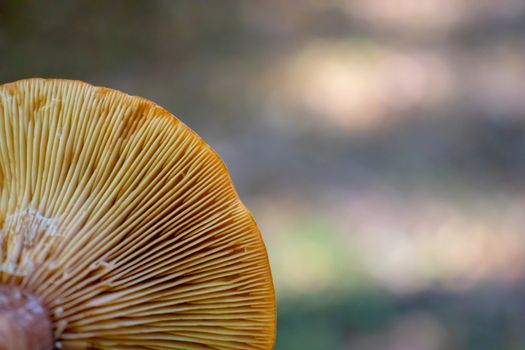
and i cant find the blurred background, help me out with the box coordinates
[2,1,525,349]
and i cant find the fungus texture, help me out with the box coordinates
[0,79,275,349]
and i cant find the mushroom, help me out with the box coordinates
[0,79,275,349]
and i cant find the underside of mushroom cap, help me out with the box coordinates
[0,79,276,349]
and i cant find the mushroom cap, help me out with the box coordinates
[0,79,275,349]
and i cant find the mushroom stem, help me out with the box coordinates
[0,285,53,350]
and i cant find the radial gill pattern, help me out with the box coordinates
[0,79,275,349]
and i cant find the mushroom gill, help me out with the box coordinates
[0,79,275,350]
